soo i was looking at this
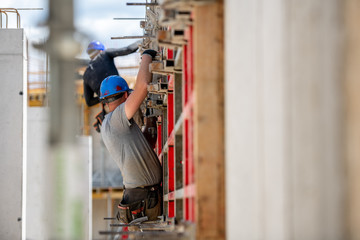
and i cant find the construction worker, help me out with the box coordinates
[99,50,162,223]
[83,40,142,132]
[83,40,140,107]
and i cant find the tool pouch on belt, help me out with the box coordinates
[116,200,146,224]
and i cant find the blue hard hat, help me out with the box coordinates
[100,75,131,100]
[86,41,105,55]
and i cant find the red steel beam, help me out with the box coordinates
[167,73,175,218]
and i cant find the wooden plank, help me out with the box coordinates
[345,0,360,239]
[193,1,225,239]
[157,30,171,41]
[149,61,164,72]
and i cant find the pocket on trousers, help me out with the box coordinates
[147,190,159,209]
[145,193,161,221]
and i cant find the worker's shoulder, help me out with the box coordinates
[107,102,125,120]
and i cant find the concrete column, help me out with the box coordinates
[0,29,26,239]
[26,107,49,239]
[225,0,344,239]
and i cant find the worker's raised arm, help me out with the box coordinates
[124,50,157,120]
[106,40,141,58]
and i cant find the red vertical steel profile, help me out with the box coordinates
[182,42,190,221]
[188,26,195,222]
[167,83,175,218]
[167,48,174,59]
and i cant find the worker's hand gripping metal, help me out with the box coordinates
[142,49,158,60]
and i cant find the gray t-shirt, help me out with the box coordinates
[100,103,162,188]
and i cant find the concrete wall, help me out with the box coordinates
[225,0,344,239]
[77,136,93,240]
[0,29,26,239]
[92,198,115,239]
[26,109,93,240]
[26,108,93,239]
[26,107,49,240]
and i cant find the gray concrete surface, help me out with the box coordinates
[0,29,26,239]
[26,107,49,240]
[225,0,344,239]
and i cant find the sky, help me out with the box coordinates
[1,0,145,86]
[1,0,145,56]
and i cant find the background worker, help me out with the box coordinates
[83,40,140,132]
[83,40,140,107]
[99,50,162,223]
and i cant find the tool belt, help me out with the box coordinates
[116,184,161,224]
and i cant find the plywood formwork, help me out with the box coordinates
[344,0,360,239]
[193,2,225,240]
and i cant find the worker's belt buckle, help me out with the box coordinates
[138,183,160,191]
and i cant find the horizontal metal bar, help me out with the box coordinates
[126,3,159,6]
[110,223,136,227]
[111,35,155,40]
[0,8,43,10]
[163,183,195,201]
[113,17,145,20]
[104,217,116,220]
[110,221,167,227]
[110,223,153,227]
[99,230,184,237]
[17,8,44,10]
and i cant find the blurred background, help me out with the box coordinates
[0,0,360,239]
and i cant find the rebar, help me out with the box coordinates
[126,2,159,6]
[113,17,145,20]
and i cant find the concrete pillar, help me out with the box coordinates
[26,108,92,239]
[225,0,344,239]
[0,29,27,239]
[26,107,49,239]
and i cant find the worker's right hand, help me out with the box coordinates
[142,49,157,60]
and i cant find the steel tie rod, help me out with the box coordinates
[111,35,155,40]
[113,17,145,20]
[126,2,159,6]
